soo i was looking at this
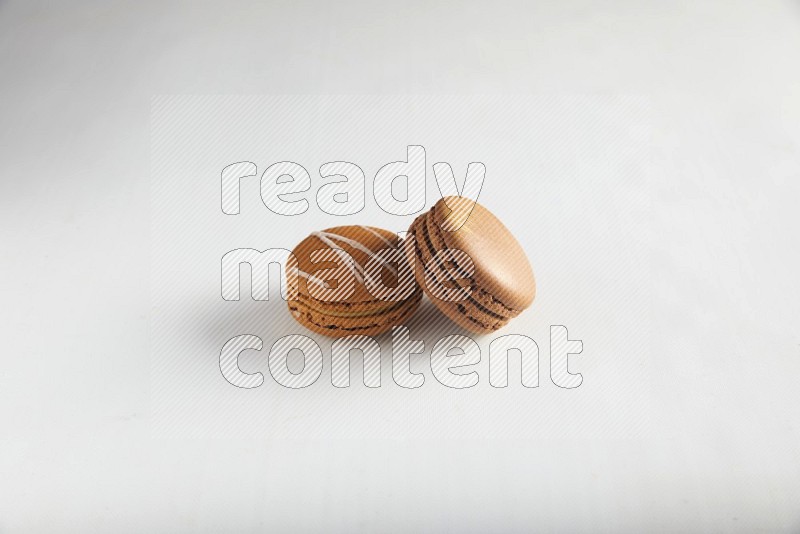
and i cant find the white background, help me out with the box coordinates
[151,95,651,442]
[1,1,799,532]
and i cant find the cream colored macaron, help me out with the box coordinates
[406,197,536,333]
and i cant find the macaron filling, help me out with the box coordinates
[295,296,414,319]
[289,294,420,333]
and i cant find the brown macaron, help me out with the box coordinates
[287,225,421,337]
[406,197,536,333]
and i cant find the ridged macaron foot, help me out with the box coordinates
[405,197,536,334]
[287,225,421,338]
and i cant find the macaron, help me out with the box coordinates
[405,197,536,333]
[287,225,421,337]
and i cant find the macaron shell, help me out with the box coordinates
[407,213,510,334]
[290,225,408,307]
[423,206,522,318]
[432,197,536,312]
[288,225,422,338]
